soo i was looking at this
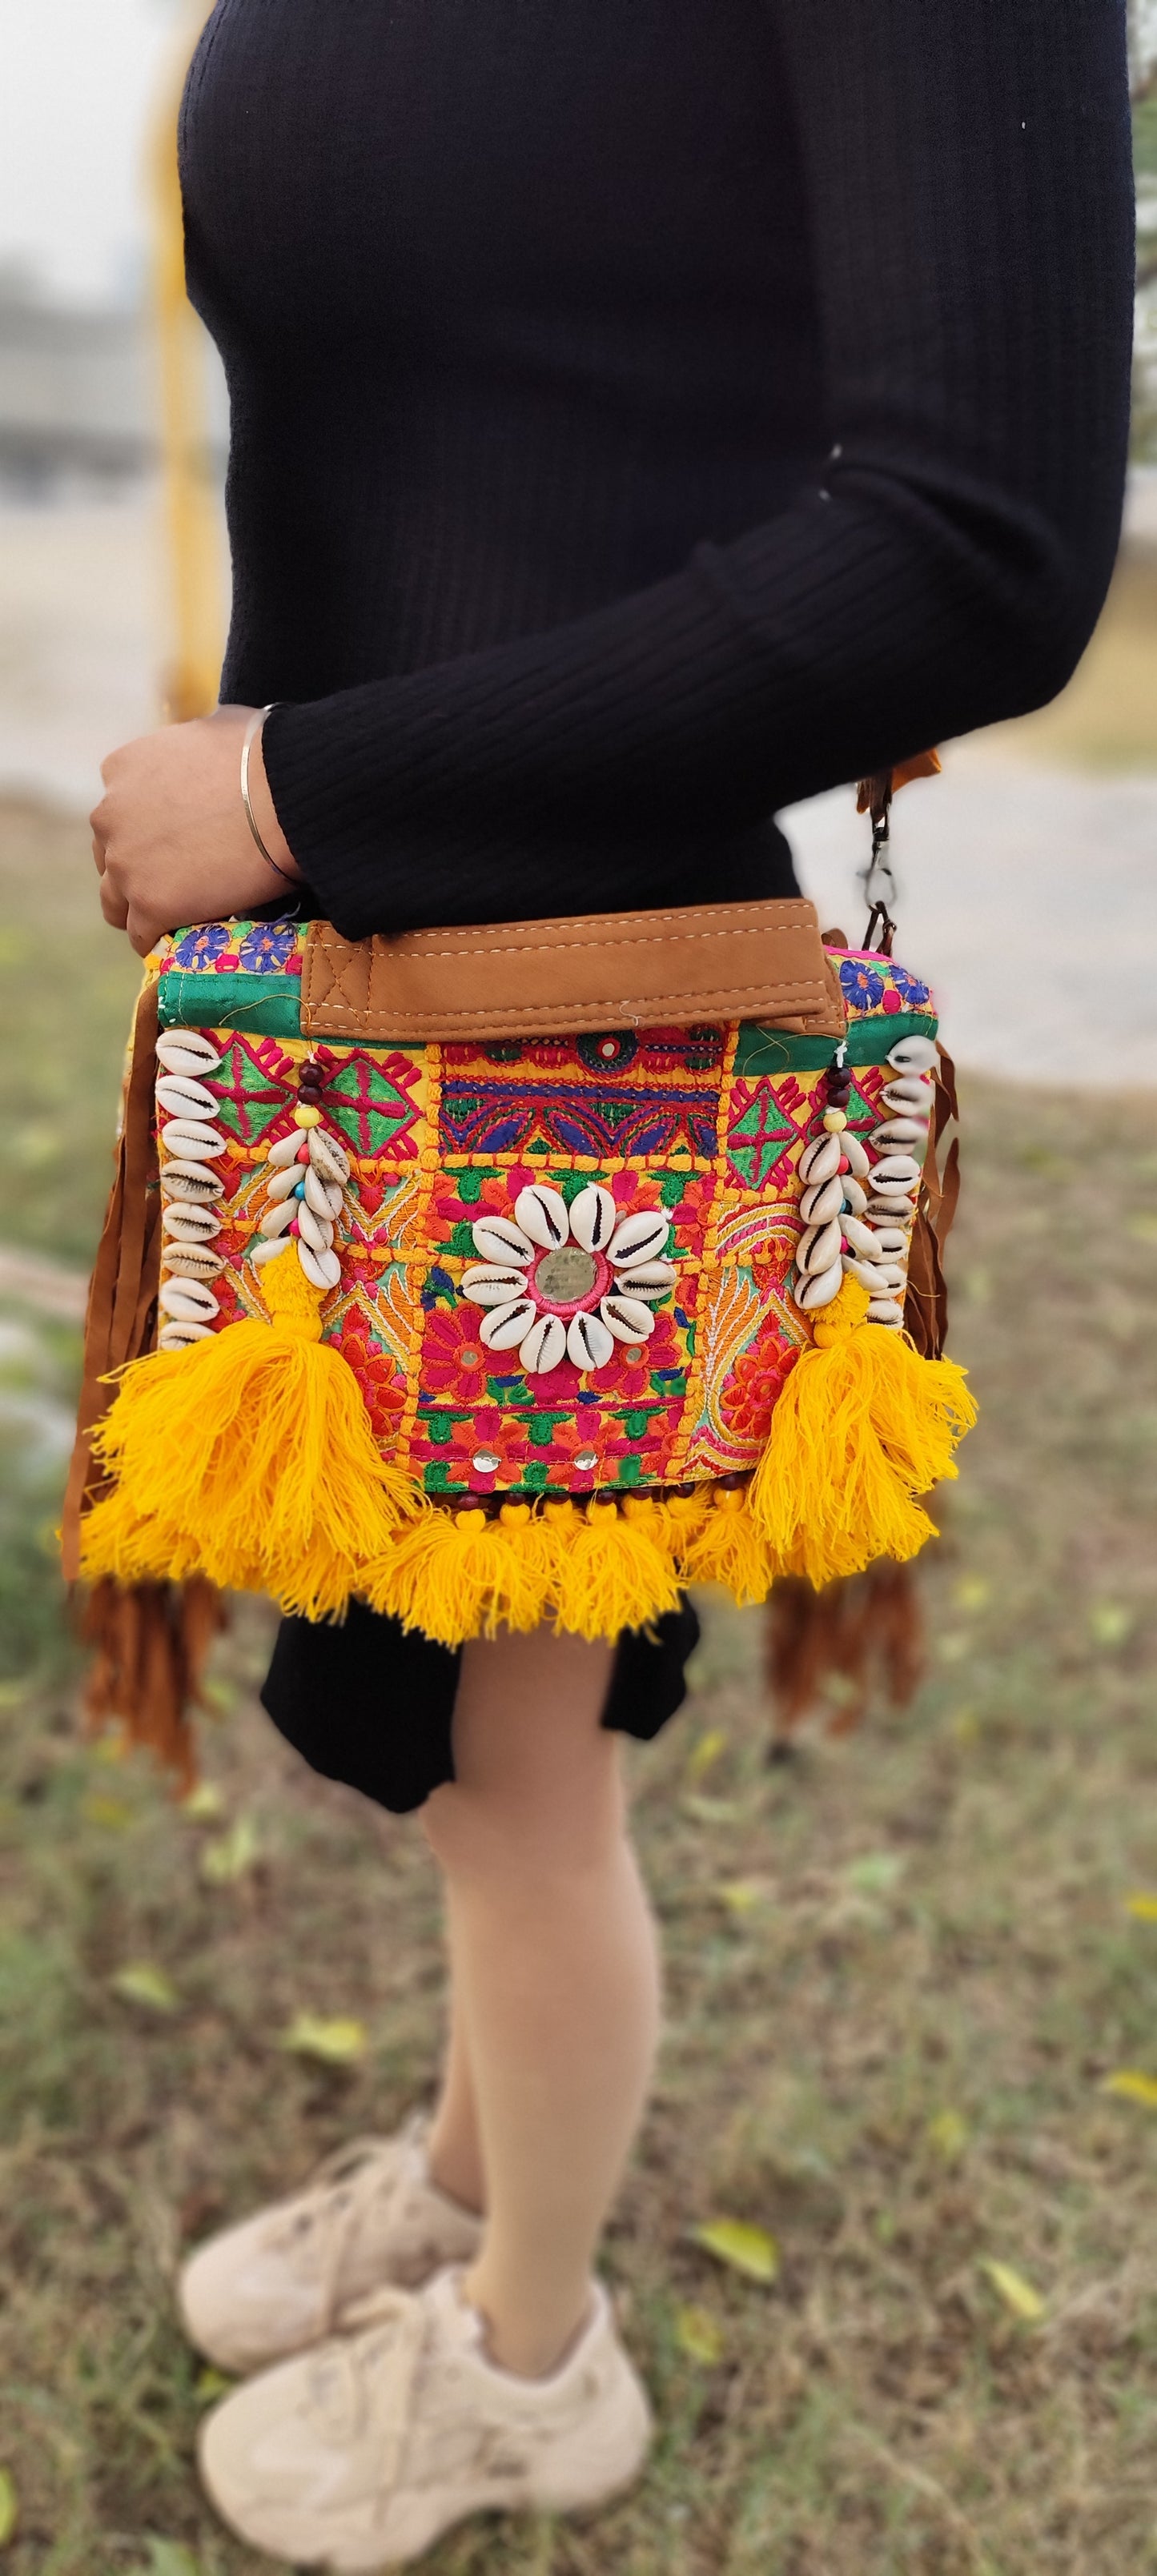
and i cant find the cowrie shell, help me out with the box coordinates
[793,1257,843,1310]
[161,1117,226,1162]
[613,1260,677,1302]
[841,1177,868,1215]
[268,1131,307,1169]
[297,1238,341,1290]
[461,1265,532,1306]
[870,1226,910,1258]
[870,1154,922,1187]
[162,1202,219,1244]
[887,1033,938,1073]
[867,1297,906,1326]
[797,1132,842,1187]
[797,1216,842,1276]
[160,1160,224,1202]
[158,1318,215,1350]
[163,1245,225,1282]
[842,1132,870,1178]
[480,1298,537,1350]
[568,1184,617,1253]
[601,1294,657,1342]
[866,1196,915,1228]
[307,1130,351,1186]
[159,1275,219,1322]
[259,1198,297,1238]
[155,1072,218,1121]
[872,1264,908,1295]
[303,1167,343,1219]
[266,1164,301,1202]
[841,1214,886,1260]
[296,1201,333,1254]
[472,1218,534,1266]
[872,1117,926,1149]
[155,1030,221,1079]
[608,1210,670,1267]
[514,1184,569,1250]
[251,1234,292,1268]
[519,1313,567,1374]
[881,1077,932,1114]
[842,1254,889,1294]
[799,1174,844,1226]
[567,1310,615,1371]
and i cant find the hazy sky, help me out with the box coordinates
[0,0,186,303]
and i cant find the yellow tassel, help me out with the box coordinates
[681,1483,777,1605]
[366,1499,556,1647]
[79,1245,422,1620]
[548,1495,681,1639]
[748,1274,976,1587]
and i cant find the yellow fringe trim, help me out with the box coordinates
[747,1274,976,1587]
[78,1257,975,1639]
[79,1246,423,1622]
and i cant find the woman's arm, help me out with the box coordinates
[259,0,1135,937]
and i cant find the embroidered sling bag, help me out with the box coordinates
[64,764,972,1679]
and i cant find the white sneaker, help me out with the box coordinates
[178,2117,484,2377]
[198,2265,653,2568]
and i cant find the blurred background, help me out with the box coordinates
[2,6,1157,2571]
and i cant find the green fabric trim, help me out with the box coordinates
[733,1010,938,1077]
[157,977,935,1071]
[158,973,303,1037]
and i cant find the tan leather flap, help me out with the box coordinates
[301,899,846,1043]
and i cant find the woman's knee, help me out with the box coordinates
[420,1759,625,1887]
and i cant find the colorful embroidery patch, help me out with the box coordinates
[151,933,938,1499]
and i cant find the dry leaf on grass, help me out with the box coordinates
[685,1727,729,1785]
[689,2218,778,2285]
[195,2368,233,2406]
[1101,2068,1157,2108]
[182,1781,225,1823]
[143,2543,201,2576]
[279,2012,368,2064]
[675,2304,725,2365]
[110,1962,179,2015]
[715,1878,772,1916]
[926,2109,969,2161]
[0,2471,17,2549]
[200,1816,260,1885]
[979,2258,1046,2322]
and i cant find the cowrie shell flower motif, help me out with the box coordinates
[461,1182,677,1375]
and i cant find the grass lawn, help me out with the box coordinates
[2,803,1157,2574]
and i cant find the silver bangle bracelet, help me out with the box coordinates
[241,704,297,885]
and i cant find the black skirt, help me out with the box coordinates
[261,1599,701,1813]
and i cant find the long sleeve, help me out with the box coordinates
[256,0,1134,939]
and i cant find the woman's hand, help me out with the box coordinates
[90,704,303,957]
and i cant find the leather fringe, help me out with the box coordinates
[64,974,227,1783]
[764,1037,963,1737]
[765,1560,926,1740]
[80,1574,226,1791]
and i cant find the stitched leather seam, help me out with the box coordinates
[306,981,830,1027]
[310,921,819,965]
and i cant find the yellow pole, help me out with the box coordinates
[149,3,224,722]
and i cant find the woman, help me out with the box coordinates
[90,0,1133,2559]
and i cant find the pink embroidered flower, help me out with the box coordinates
[460,1179,677,1379]
[421,1308,492,1407]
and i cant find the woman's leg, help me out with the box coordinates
[421,1627,661,2379]
[426,1987,486,2216]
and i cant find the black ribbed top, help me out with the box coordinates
[181,0,1134,939]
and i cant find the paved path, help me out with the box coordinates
[2,496,1155,1089]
